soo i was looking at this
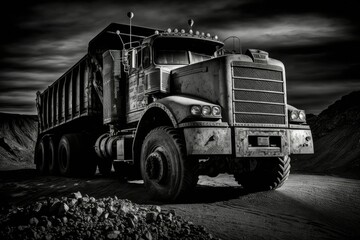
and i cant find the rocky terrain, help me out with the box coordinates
[291,91,360,179]
[0,171,359,240]
[0,113,37,170]
[0,191,216,240]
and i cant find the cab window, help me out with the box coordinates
[143,47,151,68]
[137,49,142,68]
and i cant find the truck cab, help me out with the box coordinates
[123,30,224,123]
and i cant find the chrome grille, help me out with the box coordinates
[233,67,282,80]
[233,90,284,103]
[232,63,286,126]
[234,79,283,92]
[234,102,285,114]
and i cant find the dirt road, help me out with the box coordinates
[0,170,359,240]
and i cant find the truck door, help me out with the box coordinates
[126,48,147,123]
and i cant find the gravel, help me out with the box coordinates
[0,192,218,240]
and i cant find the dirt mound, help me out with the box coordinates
[0,191,217,240]
[292,91,360,179]
[0,112,38,170]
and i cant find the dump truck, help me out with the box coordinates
[35,17,314,200]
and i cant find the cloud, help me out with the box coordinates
[214,15,350,49]
[0,0,359,115]
[0,90,36,114]
[287,81,360,114]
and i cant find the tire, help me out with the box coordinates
[140,127,198,201]
[234,155,291,192]
[48,137,59,175]
[58,133,97,177]
[35,138,49,175]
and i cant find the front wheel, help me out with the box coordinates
[234,156,291,192]
[140,127,198,201]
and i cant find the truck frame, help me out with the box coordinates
[35,20,314,201]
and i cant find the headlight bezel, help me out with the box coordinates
[289,109,306,123]
[201,105,212,116]
[190,105,201,116]
[212,106,221,116]
[190,104,222,117]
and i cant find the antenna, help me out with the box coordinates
[188,19,194,29]
[127,12,134,48]
[115,30,125,47]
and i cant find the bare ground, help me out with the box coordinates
[0,170,359,240]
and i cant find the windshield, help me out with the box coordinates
[153,37,220,65]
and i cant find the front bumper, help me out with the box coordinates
[181,122,314,156]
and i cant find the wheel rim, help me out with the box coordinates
[145,148,167,184]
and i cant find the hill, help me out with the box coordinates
[292,91,360,179]
[0,112,37,170]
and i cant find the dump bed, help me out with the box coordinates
[36,55,102,133]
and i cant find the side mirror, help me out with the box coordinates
[131,49,137,69]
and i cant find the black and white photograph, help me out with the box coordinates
[0,0,359,239]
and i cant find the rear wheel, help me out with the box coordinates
[234,156,290,192]
[48,136,59,175]
[58,133,97,177]
[140,127,198,201]
[35,138,48,175]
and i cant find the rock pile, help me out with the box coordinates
[0,192,217,240]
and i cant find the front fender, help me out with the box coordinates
[132,95,222,165]
[155,95,222,124]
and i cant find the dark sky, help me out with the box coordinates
[0,0,359,115]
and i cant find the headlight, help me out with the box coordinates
[289,109,306,123]
[212,106,221,116]
[298,111,306,121]
[190,105,221,117]
[202,105,211,116]
[190,105,201,115]
[290,111,298,120]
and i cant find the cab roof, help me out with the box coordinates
[88,23,161,53]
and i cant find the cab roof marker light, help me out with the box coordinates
[206,33,211,37]
[195,31,200,35]
[167,28,172,33]
[188,19,194,28]
[174,28,178,33]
